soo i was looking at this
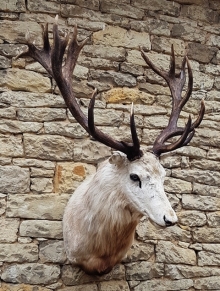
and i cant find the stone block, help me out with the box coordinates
[31,177,53,193]
[27,0,60,13]
[93,26,150,50]
[23,134,75,161]
[207,212,220,227]
[132,0,180,16]
[0,55,11,69]
[178,210,206,227]
[99,281,130,291]
[61,0,100,11]
[0,119,43,134]
[193,227,220,243]
[13,158,55,169]
[7,194,69,220]
[20,220,63,239]
[0,165,30,193]
[1,263,60,285]
[0,69,51,93]
[182,194,220,211]
[0,217,20,243]
[198,251,220,266]
[187,42,218,64]
[130,19,170,36]
[1,0,25,12]
[0,283,51,291]
[17,108,66,122]
[171,22,206,43]
[44,122,88,139]
[164,177,192,194]
[152,36,185,56]
[54,162,96,193]
[83,44,126,61]
[0,107,16,119]
[0,243,38,262]
[194,276,220,290]
[124,241,154,262]
[134,278,193,291]
[181,4,219,23]
[0,135,23,157]
[126,261,164,280]
[39,240,66,263]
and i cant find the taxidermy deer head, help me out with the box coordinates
[18,16,205,275]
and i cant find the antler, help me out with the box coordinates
[141,45,205,156]
[17,16,143,161]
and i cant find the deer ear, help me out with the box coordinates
[109,151,127,166]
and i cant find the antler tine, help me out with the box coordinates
[140,45,205,156]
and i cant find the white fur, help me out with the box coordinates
[63,151,177,274]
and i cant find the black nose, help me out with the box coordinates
[163,215,174,227]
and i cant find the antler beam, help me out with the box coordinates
[17,16,143,161]
[141,45,205,156]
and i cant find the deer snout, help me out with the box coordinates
[163,211,178,227]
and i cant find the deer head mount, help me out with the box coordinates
[18,16,205,275]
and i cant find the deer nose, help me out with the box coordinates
[163,215,175,227]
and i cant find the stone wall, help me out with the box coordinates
[0,0,220,290]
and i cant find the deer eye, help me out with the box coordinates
[130,174,142,188]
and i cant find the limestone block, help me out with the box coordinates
[61,264,125,285]
[17,108,66,122]
[100,0,144,19]
[143,115,169,129]
[1,263,60,285]
[124,241,154,262]
[207,33,220,47]
[30,168,54,178]
[31,177,53,193]
[194,276,220,290]
[68,18,105,32]
[136,218,191,242]
[134,278,193,291]
[156,241,196,265]
[90,69,136,87]
[93,26,150,50]
[61,0,100,11]
[152,36,185,56]
[207,212,220,227]
[0,243,38,262]
[208,148,220,161]
[1,0,25,12]
[0,21,42,44]
[13,158,55,169]
[130,19,170,36]
[120,62,144,76]
[126,262,164,280]
[175,146,206,159]
[193,183,220,197]
[193,227,220,243]
[178,210,206,227]
[160,154,182,169]
[0,135,23,157]
[80,55,119,71]
[0,69,51,93]
[171,22,206,43]
[74,139,111,163]
[165,264,220,279]
[0,44,27,58]
[27,0,60,13]
[7,194,69,220]
[83,45,126,61]
[172,168,220,186]
[103,88,155,105]
[0,194,6,215]
[192,70,214,91]
[182,194,220,211]
[0,119,43,134]
[0,55,11,69]
[0,107,16,119]
[73,64,89,80]
[0,91,65,107]
[198,251,220,266]
[44,122,88,139]
[132,0,180,16]
[0,283,51,291]
[181,4,219,23]
[164,177,192,194]
[39,240,66,263]
[0,165,30,193]
[99,281,130,291]
[20,220,63,239]
[23,134,75,161]
[54,162,96,193]
[0,217,20,243]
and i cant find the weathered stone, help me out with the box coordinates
[0,283,51,291]
[30,177,53,193]
[0,119,43,134]
[93,26,150,50]
[152,36,185,56]
[27,0,60,13]
[1,263,60,285]
[23,134,75,161]
[30,167,54,177]
[13,158,55,169]
[0,55,11,69]
[62,264,125,285]
[1,0,25,12]
[181,4,219,23]
[68,18,105,32]
[130,19,170,36]
[20,220,62,239]
[0,217,19,243]
[61,0,100,10]
[136,218,191,242]
[99,281,130,291]
[178,210,206,227]
[194,276,220,290]
[193,183,220,197]
[198,251,220,266]
[0,243,38,262]
[124,241,154,262]
[134,278,193,291]
[0,69,51,92]
[54,162,96,193]
[39,240,66,263]
[182,194,220,211]
[60,285,98,291]
[83,44,126,61]
[0,91,65,107]
[193,227,220,243]
[17,108,66,122]
[164,177,192,194]
[0,165,30,193]
[0,107,16,119]
[156,241,196,265]
[171,23,206,42]
[132,0,180,16]
[126,262,164,280]
[0,135,23,157]
[143,114,169,129]
[187,42,218,63]
[207,212,220,227]
[80,55,119,71]
[90,69,136,87]
[74,139,111,163]
[7,194,69,220]
[103,88,155,105]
